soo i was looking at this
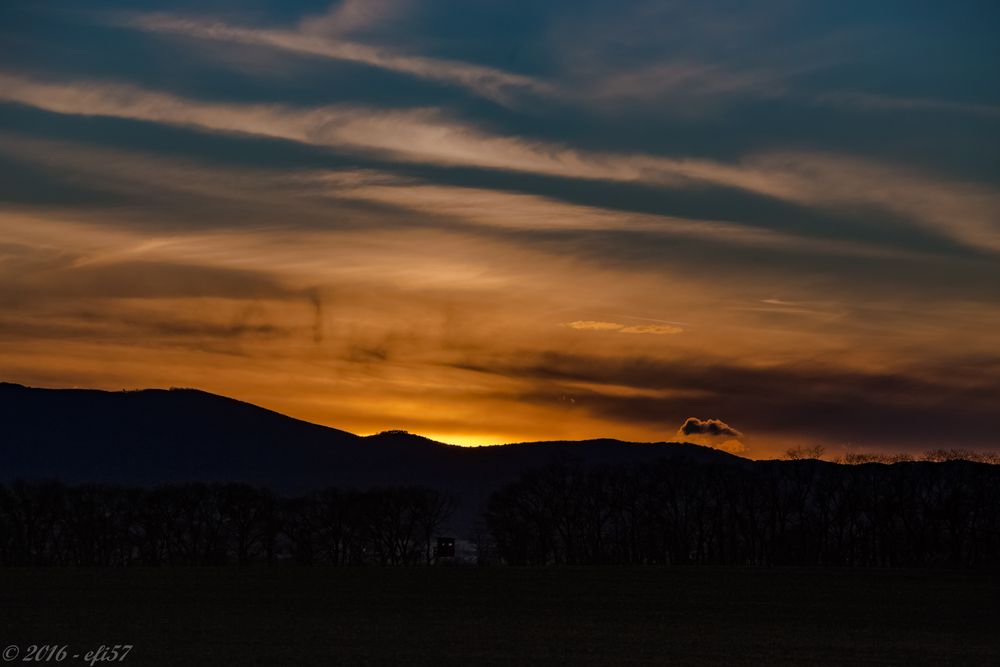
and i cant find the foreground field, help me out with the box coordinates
[1,567,998,665]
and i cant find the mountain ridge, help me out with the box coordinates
[0,381,745,529]
[0,381,741,459]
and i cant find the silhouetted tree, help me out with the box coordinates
[484,458,1000,568]
[1,461,997,568]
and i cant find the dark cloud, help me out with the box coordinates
[8,260,296,301]
[0,308,294,346]
[679,417,741,438]
[454,351,1000,450]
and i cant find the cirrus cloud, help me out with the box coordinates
[2,71,995,252]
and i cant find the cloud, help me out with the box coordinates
[118,6,791,111]
[304,177,900,257]
[0,135,915,263]
[619,324,683,335]
[3,72,996,251]
[581,61,791,108]
[564,321,683,335]
[743,153,1000,253]
[121,13,550,105]
[679,417,742,438]
[455,351,1000,451]
[566,321,624,331]
[0,72,608,179]
[815,91,1000,118]
[20,260,296,301]
[298,0,412,37]
[546,0,835,113]
[677,418,746,454]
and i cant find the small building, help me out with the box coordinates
[434,537,478,565]
[434,537,456,559]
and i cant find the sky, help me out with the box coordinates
[1,0,999,457]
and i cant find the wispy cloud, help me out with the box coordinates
[306,176,869,253]
[0,135,833,257]
[564,321,683,335]
[117,6,808,114]
[815,91,1000,118]
[583,61,790,104]
[565,321,625,331]
[298,0,413,37]
[4,71,996,252]
[120,12,551,106]
[619,324,684,335]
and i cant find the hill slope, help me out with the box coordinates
[0,382,743,527]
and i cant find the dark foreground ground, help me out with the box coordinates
[1,567,998,666]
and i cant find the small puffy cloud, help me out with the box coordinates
[677,417,746,454]
[680,417,742,438]
[565,321,683,335]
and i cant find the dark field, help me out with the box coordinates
[2,567,998,666]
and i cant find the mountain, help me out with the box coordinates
[0,382,744,528]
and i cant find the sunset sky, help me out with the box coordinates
[2,1,998,456]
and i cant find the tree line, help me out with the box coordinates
[2,457,999,568]
[0,483,454,566]
[485,458,1000,567]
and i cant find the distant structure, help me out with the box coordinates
[434,537,478,565]
[435,537,455,559]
